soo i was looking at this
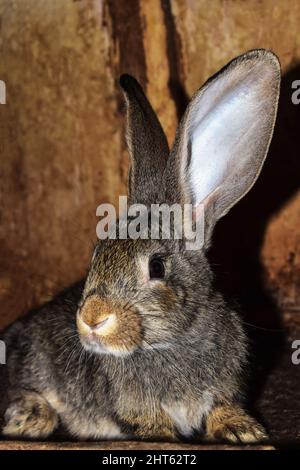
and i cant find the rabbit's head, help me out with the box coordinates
[77,50,280,357]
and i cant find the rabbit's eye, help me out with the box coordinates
[149,258,165,280]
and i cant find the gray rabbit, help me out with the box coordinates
[1,50,280,442]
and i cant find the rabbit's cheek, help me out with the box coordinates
[101,311,142,354]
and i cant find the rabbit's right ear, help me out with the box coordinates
[120,75,169,205]
[164,50,281,246]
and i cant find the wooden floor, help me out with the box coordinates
[0,440,273,450]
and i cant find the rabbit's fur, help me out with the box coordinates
[1,50,280,442]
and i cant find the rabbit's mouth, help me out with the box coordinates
[76,295,142,357]
[79,334,136,357]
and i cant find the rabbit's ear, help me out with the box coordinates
[120,75,169,205]
[165,50,280,244]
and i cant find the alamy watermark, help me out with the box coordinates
[96,196,205,250]
[291,80,300,104]
[291,339,300,365]
[0,80,6,104]
[0,340,6,365]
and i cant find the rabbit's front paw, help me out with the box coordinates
[206,405,268,444]
[2,390,58,439]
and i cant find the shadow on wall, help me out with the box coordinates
[207,64,300,406]
[165,60,300,406]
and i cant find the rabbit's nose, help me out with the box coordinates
[90,314,116,335]
[77,311,117,337]
[76,295,118,337]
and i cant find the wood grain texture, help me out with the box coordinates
[0,440,274,450]
[0,0,300,329]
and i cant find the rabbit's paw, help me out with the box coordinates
[206,405,268,444]
[2,390,58,438]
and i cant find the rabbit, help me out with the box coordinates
[0,49,280,443]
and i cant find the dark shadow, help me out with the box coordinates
[207,64,300,408]
[161,0,189,118]
[160,41,300,420]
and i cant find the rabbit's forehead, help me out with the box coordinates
[86,238,178,292]
[94,237,175,264]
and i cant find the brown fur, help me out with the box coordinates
[123,409,176,440]
[206,405,267,443]
[3,390,58,438]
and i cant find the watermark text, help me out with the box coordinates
[0,80,6,104]
[0,340,6,365]
[96,196,204,251]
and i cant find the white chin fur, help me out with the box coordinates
[80,337,135,358]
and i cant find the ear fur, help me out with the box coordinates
[163,49,281,245]
[120,75,169,205]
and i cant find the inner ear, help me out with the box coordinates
[186,68,272,207]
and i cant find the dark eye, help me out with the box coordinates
[149,258,165,280]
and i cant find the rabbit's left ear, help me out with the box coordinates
[164,50,281,244]
[120,75,169,205]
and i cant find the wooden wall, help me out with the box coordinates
[1,0,300,329]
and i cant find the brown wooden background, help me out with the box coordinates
[0,0,300,329]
